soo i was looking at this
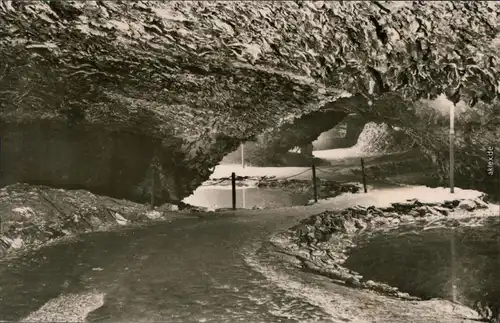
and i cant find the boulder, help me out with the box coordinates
[12,207,36,220]
[474,198,489,209]
[345,276,362,287]
[113,213,129,225]
[354,219,368,231]
[400,215,416,223]
[390,218,401,226]
[408,210,421,217]
[145,210,163,220]
[425,207,444,217]
[432,206,450,216]
[373,218,390,227]
[458,199,477,211]
[415,206,429,216]
[391,202,418,213]
[443,200,461,209]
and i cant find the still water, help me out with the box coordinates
[183,187,311,209]
[345,219,500,316]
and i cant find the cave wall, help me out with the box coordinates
[0,119,240,204]
[1,1,499,203]
[0,122,154,198]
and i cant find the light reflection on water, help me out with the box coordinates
[183,187,311,210]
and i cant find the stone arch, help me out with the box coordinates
[0,1,499,203]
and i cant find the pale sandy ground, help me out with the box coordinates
[20,292,105,322]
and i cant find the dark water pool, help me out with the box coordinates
[183,187,311,209]
[344,218,500,319]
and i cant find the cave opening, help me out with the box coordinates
[312,114,365,151]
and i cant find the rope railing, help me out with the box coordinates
[215,176,232,183]
[224,159,369,209]
[203,176,232,186]
[211,168,313,184]
[214,161,406,189]
[315,167,338,176]
[279,168,312,180]
[219,157,398,209]
[316,163,414,190]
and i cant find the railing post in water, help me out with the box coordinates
[449,104,455,193]
[312,164,318,203]
[231,172,236,210]
[360,158,368,193]
[450,230,457,302]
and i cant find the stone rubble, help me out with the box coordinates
[0,184,186,259]
[257,178,361,200]
[208,175,362,202]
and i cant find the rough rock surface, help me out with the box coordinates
[1,1,499,203]
[0,183,182,259]
[270,195,498,320]
[355,121,415,153]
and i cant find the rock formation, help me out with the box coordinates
[1,1,499,203]
[0,183,181,258]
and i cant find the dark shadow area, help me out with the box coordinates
[0,121,162,203]
[344,218,500,321]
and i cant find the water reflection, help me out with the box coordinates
[183,187,310,210]
[345,221,500,314]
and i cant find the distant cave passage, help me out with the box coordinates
[312,114,366,151]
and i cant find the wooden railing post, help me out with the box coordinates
[312,164,318,203]
[150,165,155,209]
[360,158,368,193]
[231,172,236,210]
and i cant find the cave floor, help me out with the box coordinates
[0,186,494,322]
